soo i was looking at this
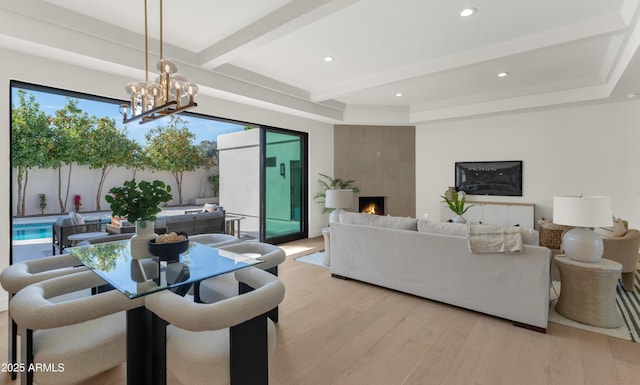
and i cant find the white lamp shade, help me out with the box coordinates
[553,195,612,263]
[325,189,353,209]
[552,196,613,227]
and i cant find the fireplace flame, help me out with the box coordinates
[362,203,380,215]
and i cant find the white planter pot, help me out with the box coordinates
[130,220,157,259]
[452,215,467,224]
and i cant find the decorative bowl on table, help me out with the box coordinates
[147,232,189,262]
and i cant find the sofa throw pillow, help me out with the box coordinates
[417,220,466,237]
[339,211,377,226]
[371,215,418,231]
[73,212,85,225]
[594,218,626,238]
[202,203,217,212]
[521,228,539,246]
[339,211,417,231]
[69,211,87,232]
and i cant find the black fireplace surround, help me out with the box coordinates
[358,196,386,215]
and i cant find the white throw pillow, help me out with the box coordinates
[202,203,217,212]
[595,218,626,238]
[371,215,417,231]
[417,220,466,237]
[339,211,417,231]
[521,228,539,246]
[74,212,85,225]
[339,211,377,226]
[68,212,85,225]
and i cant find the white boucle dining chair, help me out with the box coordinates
[0,254,88,380]
[197,241,286,322]
[145,267,285,385]
[188,232,241,248]
[9,270,144,385]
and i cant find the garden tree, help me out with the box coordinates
[49,98,93,213]
[85,117,142,211]
[196,140,219,197]
[145,115,203,204]
[196,140,218,168]
[11,90,54,217]
[129,148,150,180]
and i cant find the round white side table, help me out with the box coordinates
[322,227,331,266]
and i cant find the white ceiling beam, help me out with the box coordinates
[197,0,360,69]
[310,13,628,102]
[409,84,612,124]
[0,8,344,122]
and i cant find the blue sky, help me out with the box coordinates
[12,87,245,144]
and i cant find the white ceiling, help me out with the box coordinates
[1,0,640,124]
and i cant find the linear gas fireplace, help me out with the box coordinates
[359,196,386,215]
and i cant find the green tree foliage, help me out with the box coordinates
[145,116,203,205]
[11,90,53,216]
[49,98,93,213]
[196,139,219,168]
[85,117,142,211]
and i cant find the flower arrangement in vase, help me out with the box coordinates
[441,190,474,223]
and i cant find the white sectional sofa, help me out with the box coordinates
[330,212,551,331]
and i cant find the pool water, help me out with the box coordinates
[12,218,110,241]
[12,222,53,241]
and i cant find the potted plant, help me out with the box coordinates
[105,179,172,224]
[105,179,172,259]
[314,173,360,214]
[441,190,474,223]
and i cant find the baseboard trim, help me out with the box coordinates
[513,321,546,334]
[331,273,348,280]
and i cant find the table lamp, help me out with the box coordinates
[325,189,353,224]
[552,195,613,263]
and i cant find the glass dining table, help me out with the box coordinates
[66,239,263,385]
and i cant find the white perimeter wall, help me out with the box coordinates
[0,48,334,311]
[417,98,640,229]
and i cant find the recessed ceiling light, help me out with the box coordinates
[459,7,477,17]
[497,72,509,78]
[323,56,334,62]
[395,92,403,97]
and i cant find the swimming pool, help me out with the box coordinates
[12,218,110,241]
[12,222,54,241]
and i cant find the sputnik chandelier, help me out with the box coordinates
[120,0,198,124]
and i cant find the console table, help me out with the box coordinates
[440,201,535,229]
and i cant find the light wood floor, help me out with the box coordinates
[1,236,640,385]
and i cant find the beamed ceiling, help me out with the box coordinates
[1,0,640,124]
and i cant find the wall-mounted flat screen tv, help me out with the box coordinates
[455,161,523,196]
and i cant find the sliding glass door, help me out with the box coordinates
[261,127,308,244]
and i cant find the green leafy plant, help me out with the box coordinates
[208,174,219,197]
[38,193,47,214]
[314,173,360,213]
[105,179,172,223]
[441,190,474,215]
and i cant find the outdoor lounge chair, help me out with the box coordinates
[51,212,104,255]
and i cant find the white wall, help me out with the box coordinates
[218,129,261,218]
[0,48,333,311]
[417,98,640,229]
